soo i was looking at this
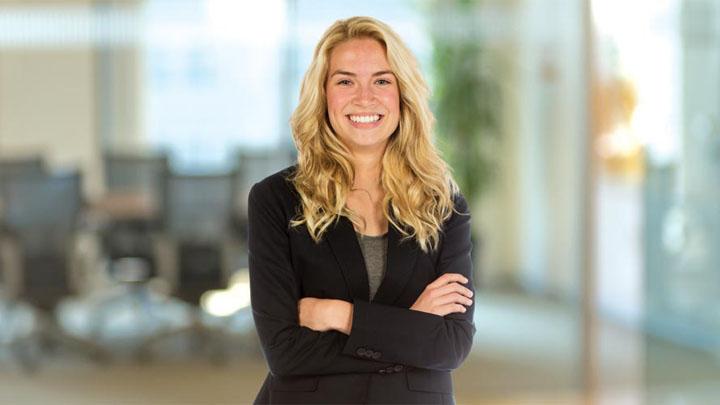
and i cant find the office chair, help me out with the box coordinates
[0,157,46,370]
[100,152,169,281]
[0,172,107,371]
[137,172,241,363]
[86,152,172,345]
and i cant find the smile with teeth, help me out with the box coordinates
[348,114,382,123]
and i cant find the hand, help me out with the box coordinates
[298,297,353,335]
[410,273,473,317]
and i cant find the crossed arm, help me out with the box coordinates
[298,272,473,334]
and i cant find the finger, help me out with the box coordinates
[432,282,473,299]
[434,303,467,317]
[435,292,473,307]
[427,273,467,289]
[435,291,473,307]
[427,273,468,289]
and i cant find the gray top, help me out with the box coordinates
[355,231,388,301]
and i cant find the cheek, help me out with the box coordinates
[386,95,401,129]
[326,96,345,120]
[325,95,345,132]
[382,92,400,115]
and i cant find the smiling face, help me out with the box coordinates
[325,38,401,156]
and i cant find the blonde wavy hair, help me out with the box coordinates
[289,16,460,253]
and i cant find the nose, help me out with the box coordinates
[353,83,376,105]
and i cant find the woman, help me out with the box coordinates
[249,16,475,404]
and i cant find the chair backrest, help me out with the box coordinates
[163,173,237,304]
[103,152,169,217]
[0,172,82,310]
[0,157,45,179]
[0,157,46,225]
[164,173,236,244]
[1,172,82,255]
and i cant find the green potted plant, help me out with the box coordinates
[430,0,502,272]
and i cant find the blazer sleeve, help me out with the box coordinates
[341,192,476,371]
[248,180,393,377]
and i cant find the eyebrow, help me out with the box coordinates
[329,70,395,77]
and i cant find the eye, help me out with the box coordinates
[337,79,352,86]
[375,78,392,85]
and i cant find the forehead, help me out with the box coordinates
[328,38,391,73]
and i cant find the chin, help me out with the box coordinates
[347,139,390,152]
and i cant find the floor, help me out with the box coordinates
[1,290,719,404]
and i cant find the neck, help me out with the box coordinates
[350,151,383,190]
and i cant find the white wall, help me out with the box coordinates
[0,47,103,197]
[0,0,145,199]
[478,0,586,301]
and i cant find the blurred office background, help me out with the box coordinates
[1,0,719,403]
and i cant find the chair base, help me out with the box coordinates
[135,311,230,365]
[7,310,110,373]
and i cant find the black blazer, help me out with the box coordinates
[249,166,475,404]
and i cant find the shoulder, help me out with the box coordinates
[451,191,470,216]
[248,165,297,208]
[249,164,298,200]
[442,190,471,232]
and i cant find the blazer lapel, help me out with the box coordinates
[326,215,370,301]
[325,212,420,306]
[372,219,419,305]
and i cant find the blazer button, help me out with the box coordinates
[385,366,395,374]
[356,347,366,356]
[371,351,381,360]
[393,365,404,372]
[378,368,387,374]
